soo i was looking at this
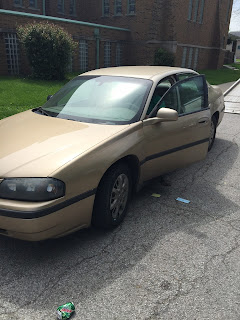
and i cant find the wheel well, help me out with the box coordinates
[100,155,140,193]
[212,111,219,123]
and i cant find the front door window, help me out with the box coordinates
[148,75,207,117]
[147,78,174,115]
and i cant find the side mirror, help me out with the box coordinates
[143,108,178,126]
[47,95,53,101]
[156,108,178,121]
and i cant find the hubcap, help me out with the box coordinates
[110,173,129,220]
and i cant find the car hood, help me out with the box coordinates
[0,110,128,177]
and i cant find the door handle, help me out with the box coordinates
[198,117,209,124]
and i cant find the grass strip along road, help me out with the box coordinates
[0,65,240,120]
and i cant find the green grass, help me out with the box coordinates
[0,67,240,120]
[0,74,77,119]
[199,67,240,85]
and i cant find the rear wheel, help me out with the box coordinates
[92,163,132,228]
[208,116,217,151]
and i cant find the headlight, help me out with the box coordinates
[0,178,65,202]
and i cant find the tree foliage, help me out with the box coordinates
[154,48,175,67]
[17,23,76,80]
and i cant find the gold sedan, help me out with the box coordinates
[0,66,224,241]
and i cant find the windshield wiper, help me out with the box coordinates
[35,107,51,117]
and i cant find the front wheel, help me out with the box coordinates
[92,163,132,228]
[208,116,217,151]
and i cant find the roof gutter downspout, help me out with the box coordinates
[42,0,46,15]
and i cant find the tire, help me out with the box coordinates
[92,163,132,228]
[208,115,217,151]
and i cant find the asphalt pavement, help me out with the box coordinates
[1,85,240,319]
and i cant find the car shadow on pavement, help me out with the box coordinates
[0,136,239,319]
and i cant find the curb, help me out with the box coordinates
[224,78,240,96]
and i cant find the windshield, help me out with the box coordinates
[40,75,152,125]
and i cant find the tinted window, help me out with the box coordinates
[179,76,206,114]
[147,78,173,115]
[148,75,207,117]
[177,73,196,81]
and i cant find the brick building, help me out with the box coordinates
[0,0,233,76]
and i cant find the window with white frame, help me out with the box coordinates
[58,0,64,13]
[128,0,136,14]
[103,0,110,16]
[115,0,122,15]
[5,33,20,75]
[79,40,88,72]
[14,0,22,6]
[70,0,76,15]
[104,42,111,67]
[29,0,37,8]
[116,43,122,66]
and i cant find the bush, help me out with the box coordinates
[154,48,175,67]
[17,23,76,80]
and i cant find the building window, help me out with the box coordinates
[238,45,240,50]
[58,0,64,13]
[116,43,122,66]
[187,47,194,68]
[79,40,88,72]
[188,0,204,23]
[128,0,136,14]
[188,0,193,20]
[181,47,187,67]
[103,0,110,16]
[104,42,111,67]
[5,33,19,75]
[69,0,76,15]
[115,0,122,15]
[29,0,37,8]
[193,48,199,70]
[193,0,199,22]
[198,0,205,23]
[14,0,22,6]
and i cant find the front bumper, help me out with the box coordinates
[0,190,96,241]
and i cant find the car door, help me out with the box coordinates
[141,75,211,182]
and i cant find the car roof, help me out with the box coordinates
[81,66,198,81]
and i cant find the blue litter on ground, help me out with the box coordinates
[176,197,190,204]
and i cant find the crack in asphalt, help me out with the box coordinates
[3,226,123,317]
[181,141,235,194]
[145,217,240,319]
[146,234,240,319]
[2,116,240,320]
